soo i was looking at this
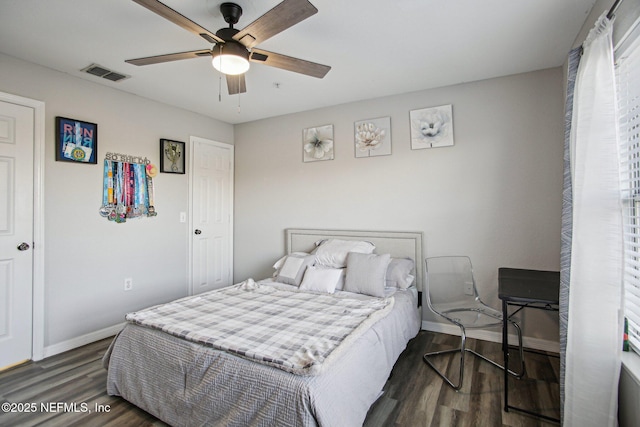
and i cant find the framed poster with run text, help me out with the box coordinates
[55,116,98,164]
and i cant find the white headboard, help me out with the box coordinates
[285,228,424,292]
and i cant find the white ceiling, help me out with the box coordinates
[0,0,596,124]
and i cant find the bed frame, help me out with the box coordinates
[285,228,424,292]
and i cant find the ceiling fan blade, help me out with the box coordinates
[131,0,223,44]
[233,0,317,49]
[226,74,247,95]
[126,49,212,66]
[250,48,330,78]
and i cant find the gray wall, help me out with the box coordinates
[234,68,564,344]
[0,51,564,350]
[0,53,233,349]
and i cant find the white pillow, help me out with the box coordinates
[311,266,346,290]
[344,252,391,297]
[312,239,375,268]
[275,254,315,286]
[386,258,415,289]
[299,266,343,294]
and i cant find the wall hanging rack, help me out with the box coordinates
[100,152,158,223]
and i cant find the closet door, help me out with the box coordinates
[190,137,233,295]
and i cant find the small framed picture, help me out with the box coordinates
[354,116,391,158]
[303,124,334,162]
[410,104,454,149]
[160,139,185,174]
[55,117,98,164]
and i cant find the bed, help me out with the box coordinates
[103,228,423,427]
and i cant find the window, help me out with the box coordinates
[617,24,640,353]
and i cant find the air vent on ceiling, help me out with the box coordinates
[81,63,130,82]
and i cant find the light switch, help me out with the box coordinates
[179,212,186,223]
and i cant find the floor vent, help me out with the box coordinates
[81,64,130,82]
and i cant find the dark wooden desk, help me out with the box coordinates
[498,267,560,423]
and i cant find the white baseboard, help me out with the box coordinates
[421,320,560,353]
[39,323,125,360]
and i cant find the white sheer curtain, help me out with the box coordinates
[564,12,623,427]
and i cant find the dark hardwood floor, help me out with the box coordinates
[0,331,560,426]
[364,331,560,427]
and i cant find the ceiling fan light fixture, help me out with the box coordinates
[211,42,250,75]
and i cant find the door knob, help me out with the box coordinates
[17,242,30,251]
[194,229,202,235]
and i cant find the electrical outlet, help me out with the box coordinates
[464,281,474,296]
[124,278,133,291]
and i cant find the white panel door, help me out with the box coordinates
[191,137,233,295]
[0,101,34,368]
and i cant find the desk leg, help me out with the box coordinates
[502,299,509,412]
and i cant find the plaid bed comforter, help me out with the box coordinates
[125,279,393,375]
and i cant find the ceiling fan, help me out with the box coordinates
[127,0,331,95]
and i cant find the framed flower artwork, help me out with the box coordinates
[354,116,391,158]
[410,104,454,149]
[303,124,334,162]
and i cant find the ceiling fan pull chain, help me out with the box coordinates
[238,93,241,114]
[219,75,222,102]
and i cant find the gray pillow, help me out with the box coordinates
[344,252,391,297]
[386,258,415,289]
[275,254,315,286]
